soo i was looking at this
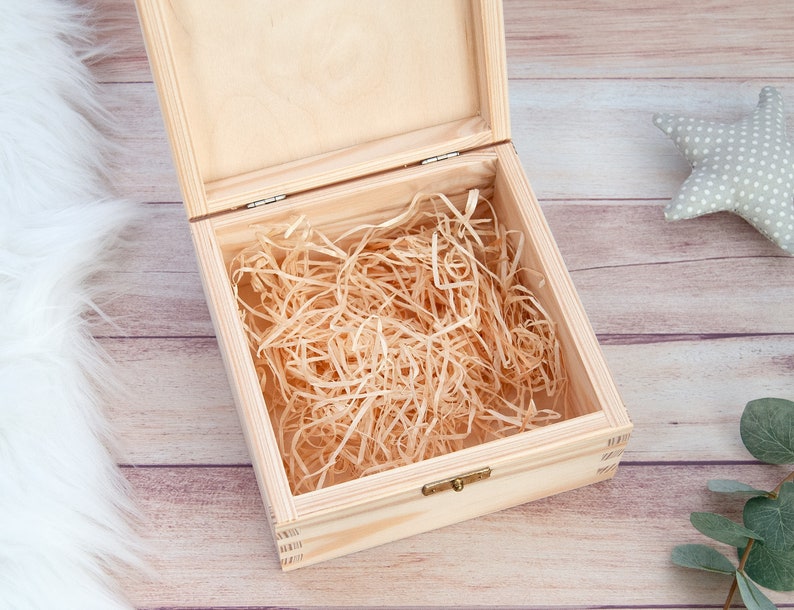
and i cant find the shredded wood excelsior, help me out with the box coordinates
[230,189,566,494]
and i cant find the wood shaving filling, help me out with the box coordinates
[231,190,566,494]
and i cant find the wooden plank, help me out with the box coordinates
[91,0,151,83]
[103,337,248,465]
[93,0,794,83]
[122,464,793,607]
[99,259,793,337]
[510,80,794,201]
[99,83,179,204]
[103,79,794,204]
[504,0,794,79]
[95,269,212,338]
[93,236,794,339]
[572,256,794,335]
[91,202,794,338]
[113,203,196,273]
[118,200,787,274]
[542,201,786,270]
[102,335,794,465]
[604,336,794,463]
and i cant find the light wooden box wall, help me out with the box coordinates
[136,0,632,570]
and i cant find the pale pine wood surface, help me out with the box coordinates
[93,1,794,607]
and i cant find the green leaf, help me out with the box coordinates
[690,512,763,547]
[742,542,794,591]
[736,570,779,610]
[708,479,771,497]
[740,398,794,464]
[672,544,735,574]
[744,483,794,551]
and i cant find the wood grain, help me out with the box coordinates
[135,0,511,218]
[92,200,794,338]
[92,0,794,83]
[122,464,793,608]
[510,80,794,201]
[503,0,794,79]
[104,79,794,204]
[102,334,793,466]
[92,0,794,606]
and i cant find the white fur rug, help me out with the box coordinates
[0,1,141,608]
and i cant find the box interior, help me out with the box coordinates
[210,150,602,495]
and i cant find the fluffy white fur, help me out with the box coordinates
[0,1,141,608]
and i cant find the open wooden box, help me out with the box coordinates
[136,0,632,570]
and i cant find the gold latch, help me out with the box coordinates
[421,467,491,496]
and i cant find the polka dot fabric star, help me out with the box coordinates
[654,86,794,253]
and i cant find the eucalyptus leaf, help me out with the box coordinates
[672,544,735,574]
[736,570,779,610]
[690,512,763,547]
[741,541,794,591]
[708,479,771,497]
[740,398,794,464]
[743,482,794,551]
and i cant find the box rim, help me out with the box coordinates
[288,411,632,518]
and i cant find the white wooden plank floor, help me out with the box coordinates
[92,1,794,607]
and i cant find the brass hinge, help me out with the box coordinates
[420,151,460,165]
[421,466,491,496]
[247,194,286,209]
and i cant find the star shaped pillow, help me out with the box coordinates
[654,86,794,253]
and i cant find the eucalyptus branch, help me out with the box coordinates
[672,398,794,610]
[775,470,794,492]
[723,469,794,609]
[724,541,754,609]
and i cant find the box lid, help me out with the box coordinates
[136,0,510,219]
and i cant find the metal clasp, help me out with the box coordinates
[421,467,491,496]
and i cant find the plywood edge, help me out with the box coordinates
[473,0,511,142]
[493,143,632,431]
[134,0,207,218]
[189,220,296,522]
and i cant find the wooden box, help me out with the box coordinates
[136,0,632,570]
